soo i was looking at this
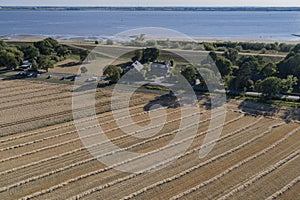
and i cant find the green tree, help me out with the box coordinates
[55,45,70,58]
[0,40,7,47]
[103,65,121,84]
[30,59,39,71]
[215,56,232,76]
[209,51,217,61]
[80,66,88,74]
[255,77,284,96]
[21,45,40,60]
[223,48,238,64]
[281,75,298,93]
[142,48,160,63]
[6,46,24,65]
[291,44,300,54]
[0,46,23,69]
[278,53,300,81]
[131,49,143,62]
[232,62,253,90]
[237,55,263,81]
[34,38,59,55]
[79,50,89,63]
[37,55,53,72]
[181,65,196,85]
[279,43,293,52]
[0,50,18,69]
[204,43,215,51]
[261,63,277,77]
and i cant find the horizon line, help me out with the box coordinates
[1,6,300,8]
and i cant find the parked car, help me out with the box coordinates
[86,77,98,82]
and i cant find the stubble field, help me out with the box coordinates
[0,78,299,200]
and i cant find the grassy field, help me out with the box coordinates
[0,79,299,199]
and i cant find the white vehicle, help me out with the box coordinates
[86,77,98,82]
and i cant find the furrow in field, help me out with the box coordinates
[0,94,146,135]
[0,88,68,104]
[0,105,176,153]
[0,99,166,168]
[0,108,206,190]
[16,113,243,200]
[78,117,278,200]
[178,125,300,200]
[266,176,300,200]
[78,115,267,200]
[109,119,283,200]
[0,80,60,94]
[65,115,270,200]
[217,151,300,200]
[0,84,62,100]
[0,103,146,144]
[186,129,300,200]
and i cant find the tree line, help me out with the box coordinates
[103,45,300,98]
[193,44,300,97]
[0,38,71,72]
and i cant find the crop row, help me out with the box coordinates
[266,175,300,200]
[0,104,173,152]
[14,110,232,199]
[171,126,300,200]
[0,92,73,111]
[0,88,67,105]
[20,113,242,200]
[0,93,147,136]
[0,86,111,113]
[0,103,189,164]
[0,103,146,144]
[66,115,269,200]
[119,117,275,199]
[0,84,62,100]
[0,107,190,171]
[216,150,300,200]
[0,109,205,192]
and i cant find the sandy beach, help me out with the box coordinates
[2,34,300,44]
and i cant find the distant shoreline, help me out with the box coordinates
[2,34,299,44]
[1,6,300,12]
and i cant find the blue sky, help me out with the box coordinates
[0,0,300,7]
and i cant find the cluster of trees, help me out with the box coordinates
[131,48,160,63]
[124,36,295,54]
[103,65,122,84]
[103,48,161,84]
[186,44,300,97]
[0,38,70,71]
[0,41,24,69]
[203,41,295,53]
[255,76,298,96]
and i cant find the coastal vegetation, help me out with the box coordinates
[0,38,71,72]
[1,38,300,99]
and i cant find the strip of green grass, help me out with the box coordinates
[233,95,300,108]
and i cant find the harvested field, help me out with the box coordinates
[0,79,299,200]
